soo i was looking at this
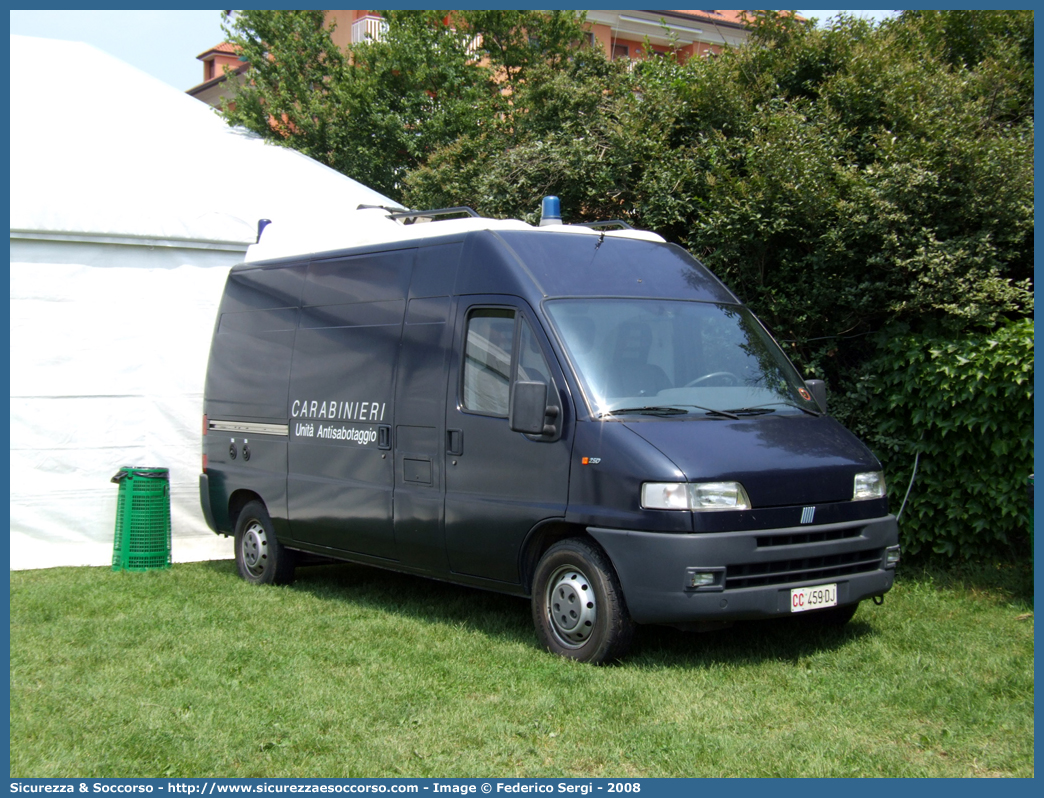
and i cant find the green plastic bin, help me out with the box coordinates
[111,467,172,571]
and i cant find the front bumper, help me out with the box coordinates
[588,515,899,625]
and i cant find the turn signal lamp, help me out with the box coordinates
[885,545,901,567]
[688,571,717,588]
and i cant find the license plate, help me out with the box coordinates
[790,583,837,613]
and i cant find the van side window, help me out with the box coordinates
[517,319,552,385]
[463,309,515,415]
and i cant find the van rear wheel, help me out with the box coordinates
[234,501,295,585]
[532,538,634,664]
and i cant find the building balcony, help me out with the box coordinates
[351,15,388,44]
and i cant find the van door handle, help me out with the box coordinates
[447,429,463,456]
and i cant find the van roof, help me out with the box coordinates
[243,207,666,264]
[238,208,738,306]
[469,230,739,305]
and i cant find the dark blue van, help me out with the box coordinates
[200,205,900,663]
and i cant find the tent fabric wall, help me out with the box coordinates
[9,35,402,569]
[10,240,237,569]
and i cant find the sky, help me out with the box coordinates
[10,9,226,91]
[8,9,900,93]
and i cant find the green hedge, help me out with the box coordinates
[847,319,1033,558]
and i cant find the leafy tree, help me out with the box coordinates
[451,10,588,81]
[218,12,352,180]
[847,319,1033,558]
[409,11,1032,368]
[219,10,585,199]
[405,48,636,223]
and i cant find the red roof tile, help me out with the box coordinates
[195,41,241,60]
[665,10,748,26]
[666,10,804,26]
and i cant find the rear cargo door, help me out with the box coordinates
[443,298,573,584]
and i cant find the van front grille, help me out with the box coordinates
[725,548,883,590]
[756,528,862,548]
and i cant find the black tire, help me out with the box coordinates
[801,601,859,627]
[234,501,296,585]
[531,538,634,664]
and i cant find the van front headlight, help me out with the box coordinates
[853,471,886,500]
[642,482,751,511]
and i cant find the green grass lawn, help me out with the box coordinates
[9,557,1034,778]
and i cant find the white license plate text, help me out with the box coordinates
[790,583,837,613]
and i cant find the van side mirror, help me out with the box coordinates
[510,381,555,435]
[805,379,827,413]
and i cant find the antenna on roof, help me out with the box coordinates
[256,219,272,243]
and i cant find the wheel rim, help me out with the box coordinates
[241,520,268,576]
[545,564,597,649]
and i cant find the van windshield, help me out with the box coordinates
[545,299,820,417]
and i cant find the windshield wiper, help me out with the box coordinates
[723,407,777,416]
[675,404,741,419]
[603,406,689,417]
[728,401,822,417]
[603,404,740,420]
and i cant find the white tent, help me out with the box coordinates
[9,35,402,569]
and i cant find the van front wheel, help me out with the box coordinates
[234,501,295,585]
[532,538,634,664]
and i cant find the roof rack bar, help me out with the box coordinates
[389,206,480,224]
[356,203,407,213]
[573,220,636,231]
